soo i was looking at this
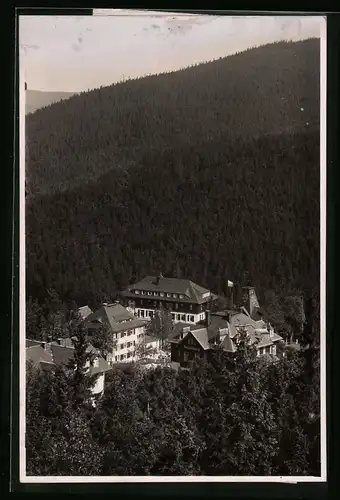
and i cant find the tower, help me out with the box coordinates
[242,286,260,318]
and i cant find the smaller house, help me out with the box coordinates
[170,308,284,367]
[26,337,111,397]
[85,302,146,364]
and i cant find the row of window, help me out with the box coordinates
[119,341,136,350]
[134,290,186,299]
[135,308,196,323]
[114,329,135,339]
[114,352,134,362]
[171,313,195,323]
[134,299,194,310]
[136,309,154,319]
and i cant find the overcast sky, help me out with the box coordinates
[19,10,323,92]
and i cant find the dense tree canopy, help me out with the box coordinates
[26,126,319,308]
[26,332,320,476]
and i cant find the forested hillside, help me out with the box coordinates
[26,39,319,197]
[25,39,320,308]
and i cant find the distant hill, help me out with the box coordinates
[25,39,320,306]
[26,90,76,115]
[26,39,319,198]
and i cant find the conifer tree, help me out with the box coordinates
[146,306,174,349]
[66,311,98,409]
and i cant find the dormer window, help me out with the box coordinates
[160,292,164,297]
[147,292,152,296]
[135,290,140,295]
[166,293,171,297]
[173,294,177,299]
[179,294,184,299]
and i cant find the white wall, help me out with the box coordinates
[111,325,146,363]
[134,307,205,324]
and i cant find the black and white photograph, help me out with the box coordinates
[19,10,326,482]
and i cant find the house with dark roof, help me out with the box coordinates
[120,274,218,325]
[26,337,111,396]
[170,308,284,367]
[85,302,147,364]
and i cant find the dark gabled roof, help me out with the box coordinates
[169,321,194,341]
[50,341,100,366]
[178,328,211,351]
[26,345,54,365]
[170,316,230,345]
[50,344,75,366]
[86,303,146,333]
[25,338,111,375]
[206,315,230,338]
[121,276,211,304]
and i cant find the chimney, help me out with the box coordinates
[156,273,163,286]
[205,310,211,326]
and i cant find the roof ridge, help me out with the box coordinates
[188,282,201,301]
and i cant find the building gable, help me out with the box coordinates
[121,275,212,304]
[182,331,204,352]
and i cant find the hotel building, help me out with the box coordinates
[120,274,217,325]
